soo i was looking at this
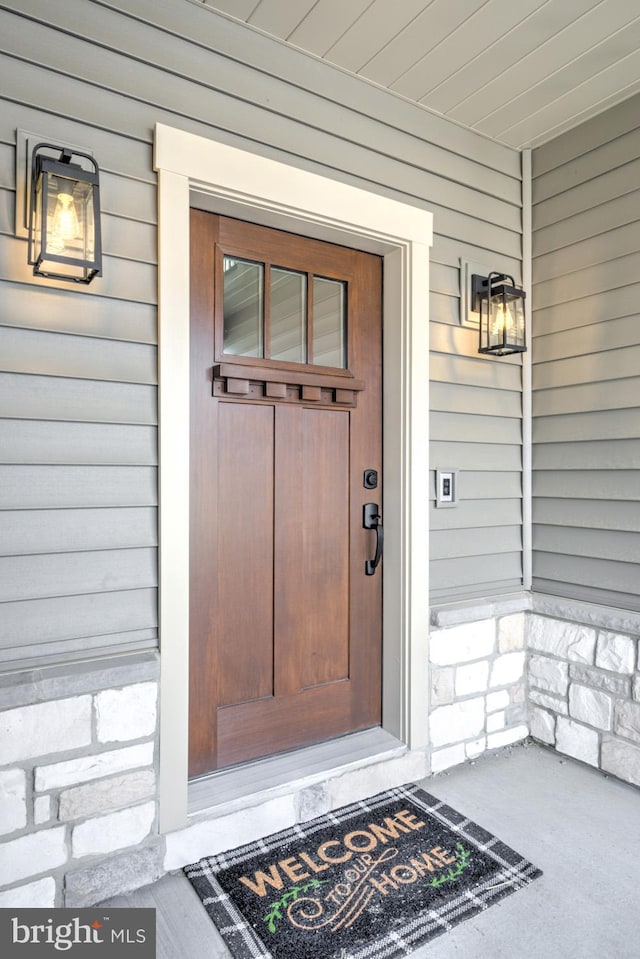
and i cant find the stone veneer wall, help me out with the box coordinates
[428,613,529,772]
[0,654,162,907]
[527,613,640,786]
[429,602,640,792]
[3,604,639,908]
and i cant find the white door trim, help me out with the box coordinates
[154,123,433,832]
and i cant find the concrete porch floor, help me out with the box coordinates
[102,743,640,958]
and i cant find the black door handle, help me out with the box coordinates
[363,502,384,576]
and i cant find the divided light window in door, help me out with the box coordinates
[222,256,347,369]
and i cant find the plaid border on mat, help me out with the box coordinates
[184,784,542,959]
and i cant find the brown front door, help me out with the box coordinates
[189,212,382,776]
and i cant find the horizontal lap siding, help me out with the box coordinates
[0,0,522,665]
[0,0,163,667]
[532,94,640,610]
[430,303,524,602]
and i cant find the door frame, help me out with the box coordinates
[154,122,433,833]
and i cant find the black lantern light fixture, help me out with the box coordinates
[472,271,526,356]
[28,143,102,284]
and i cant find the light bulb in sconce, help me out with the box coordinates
[48,191,79,254]
[490,302,515,338]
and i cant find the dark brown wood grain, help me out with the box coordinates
[216,402,275,709]
[189,212,382,774]
[188,209,219,776]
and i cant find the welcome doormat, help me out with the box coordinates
[184,785,542,959]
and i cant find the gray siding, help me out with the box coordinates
[0,0,523,666]
[532,94,640,611]
[430,306,524,602]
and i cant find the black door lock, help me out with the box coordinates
[363,469,378,490]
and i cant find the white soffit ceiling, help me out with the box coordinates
[202,0,640,149]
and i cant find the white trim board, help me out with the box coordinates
[521,148,533,592]
[154,123,433,833]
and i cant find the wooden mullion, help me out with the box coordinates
[263,262,271,359]
[213,243,225,361]
[306,271,314,364]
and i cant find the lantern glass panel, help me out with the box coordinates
[32,169,44,265]
[508,295,526,349]
[28,146,102,284]
[479,284,525,355]
[44,173,95,264]
[491,293,522,346]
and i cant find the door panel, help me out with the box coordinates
[217,402,274,708]
[300,408,350,689]
[189,211,382,776]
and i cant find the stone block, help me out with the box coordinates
[164,795,296,871]
[506,703,527,725]
[296,782,330,823]
[0,769,26,836]
[65,842,164,907]
[498,613,525,652]
[529,689,568,715]
[330,751,427,810]
[0,826,67,886]
[430,667,454,706]
[0,877,56,908]
[528,616,595,664]
[429,697,485,747]
[569,664,630,698]
[529,707,556,745]
[36,742,154,792]
[59,770,156,822]
[490,652,525,688]
[96,683,158,744]
[601,737,640,788]
[634,674,640,701]
[530,596,640,636]
[486,690,510,712]
[569,684,612,731]
[430,744,466,773]
[528,655,569,695]
[0,653,159,711]
[486,711,505,733]
[614,700,640,744]
[465,738,486,759]
[487,725,528,750]
[455,661,489,696]
[0,697,92,765]
[72,801,155,859]
[555,717,599,767]
[510,682,526,704]
[34,795,52,826]
[596,632,636,675]
[430,620,495,667]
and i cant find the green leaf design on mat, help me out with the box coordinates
[263,879,330,933]
[427,843,472,889]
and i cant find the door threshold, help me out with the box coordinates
[187,727,409,820]
[165,728,428,870]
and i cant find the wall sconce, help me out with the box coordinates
[471,272,526,356]
[28,143,102,284]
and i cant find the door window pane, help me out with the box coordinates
[313,277,346,368]
[270,268,306,363]
[223,257,263,357]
